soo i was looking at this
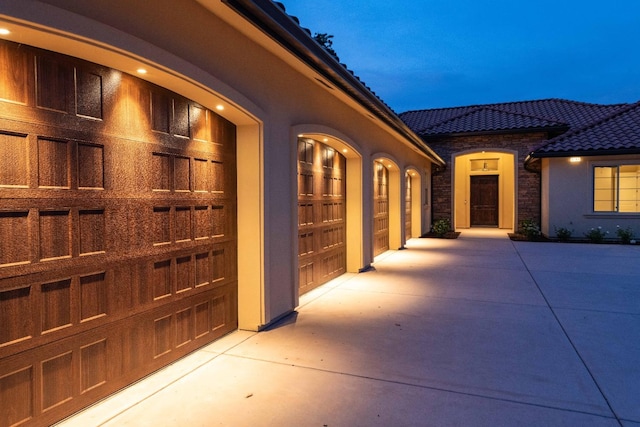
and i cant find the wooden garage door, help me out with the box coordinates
[0,41,237,427]
[405,173,412,239]
[373,161,389,256]
[298,138,346,294]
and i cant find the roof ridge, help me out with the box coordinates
[420,105,570,135]
[421,106,484,132]
[484,105,567,126]
[400,98,630,115]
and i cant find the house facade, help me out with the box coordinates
[527,101,640,237]
[401,99,640,238]
[0,1,443,425]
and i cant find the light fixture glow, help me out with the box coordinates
[569,157,582,163]
[216,105,224,111]
[136,68,147,74]
[0,28,10,35]
[298,134,304,138]
[323,138,328,142]
[342,149,348,153]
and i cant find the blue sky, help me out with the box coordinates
[283,1,640,113]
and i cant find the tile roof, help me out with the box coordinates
[400,99,628,136]
[531,100,640,157]
[424,107,565,135]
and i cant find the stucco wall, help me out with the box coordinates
[543,156,640,239]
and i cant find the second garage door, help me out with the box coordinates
[297,138,346,294]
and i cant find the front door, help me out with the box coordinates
[470,175,499,227]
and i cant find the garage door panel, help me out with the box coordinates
[0,40,237,426]
[0,283,237,426]
[0,40,31,105]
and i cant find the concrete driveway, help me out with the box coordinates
[58,230,640,426]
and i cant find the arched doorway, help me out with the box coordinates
[373,156,401,257]
[294,129,362,295]
[373,160,390,256]
[0,38,250,426]
[405,168,422,240]
[297,137,346,294]
[453,151,516,230]
[405,172,413,239]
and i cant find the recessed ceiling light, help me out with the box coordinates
[0,28,10,35]
[216,105,224,111]
[342,149,348,153]
[136,68,147,74]
[323,138,328,142]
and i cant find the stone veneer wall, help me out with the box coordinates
[425,132,547,230]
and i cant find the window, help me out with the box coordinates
[470,158,498,172]
[594,165,640,212]
[322,146,335,169]
[298,139,313,164]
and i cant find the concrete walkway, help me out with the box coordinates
[58,231,640,426]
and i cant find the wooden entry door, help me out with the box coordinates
[470,175,499,227]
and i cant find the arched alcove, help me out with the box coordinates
[293,126,364,296]
[453,150,516,230]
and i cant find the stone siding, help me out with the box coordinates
[427,132,547,230]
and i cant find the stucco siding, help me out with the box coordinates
[544,155,640,239]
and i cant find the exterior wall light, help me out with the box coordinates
[569,157,582,163]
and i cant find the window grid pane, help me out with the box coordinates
[593,165,640,213]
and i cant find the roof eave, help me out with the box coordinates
[529,148,640,159]
[222,0,445,166]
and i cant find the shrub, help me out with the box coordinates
[554,226,573,242]
[616,225,634,244]
[585,226,608,243]
[432,218,451,237]
[519,219,540,241]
